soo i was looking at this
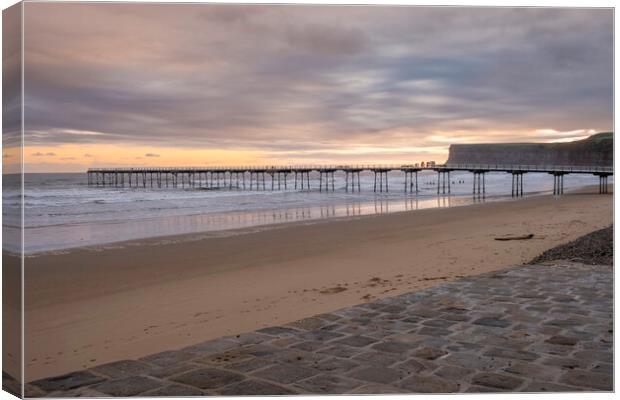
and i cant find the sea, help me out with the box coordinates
[2,171,607,254]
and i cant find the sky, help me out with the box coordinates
[3,3,614,172]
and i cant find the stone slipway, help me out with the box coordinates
[26,261,613,397]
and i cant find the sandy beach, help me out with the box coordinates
[22,190,612,382]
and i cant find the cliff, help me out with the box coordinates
[446,132,613,167]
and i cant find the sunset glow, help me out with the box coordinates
[4,4,612,172]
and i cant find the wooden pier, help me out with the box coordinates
[87,164,613,196]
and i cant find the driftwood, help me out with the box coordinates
[494,234,534,241]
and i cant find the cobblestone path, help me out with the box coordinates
[27,262,613,396]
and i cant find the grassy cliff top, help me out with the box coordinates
[585,132,613,143]
[450,132,613,147]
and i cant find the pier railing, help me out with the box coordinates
[88,164,613,174]
[441,164,614,174]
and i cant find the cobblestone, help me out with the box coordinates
[26,262,612,395]
[399,374,460,393]
[471,372,524,390]
[91,376,161,396]
[91,360,153,379]
[171,368,245,390]
[217,379,296,395]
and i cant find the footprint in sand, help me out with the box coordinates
[419,276,448,281]
[367,277,391,286]
[319,286,348,294]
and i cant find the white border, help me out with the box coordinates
[0,2,616,400]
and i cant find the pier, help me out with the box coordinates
[87,164,613,196]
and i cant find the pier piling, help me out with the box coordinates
[402,169,420,193]
[598,174,610,194]
[472,171,486,198]
[435,170,452,194]
[373,170,389,193]
[511,172,524,197]
[552,173,565,195]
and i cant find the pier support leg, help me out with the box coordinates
[441,171,447,194]
[473,172,477,195]
[598,175,609,194]
[404,172,408,193]
[384,172,388,192]
[472,171,485,198]
[552,174,564,195]
[373,172,377,193]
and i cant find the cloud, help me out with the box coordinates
[284,23,368,56]
[83,153,93,157]
[31,152,56,157]
[21,4,612,163]
[145,153,160,157]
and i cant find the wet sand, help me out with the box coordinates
[22,190,612,381]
